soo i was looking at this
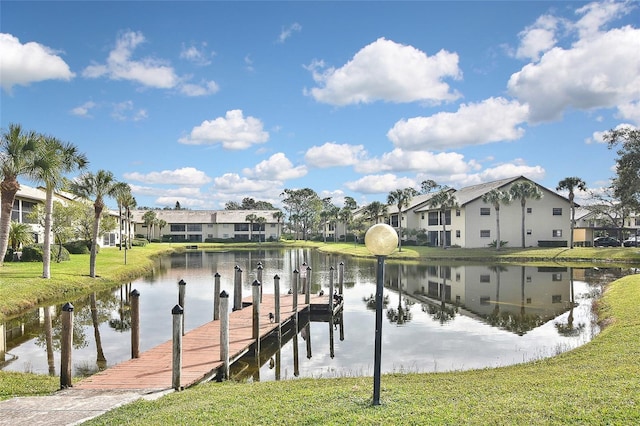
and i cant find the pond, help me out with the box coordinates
[1,248,629,382]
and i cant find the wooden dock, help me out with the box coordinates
[74,294,333,392]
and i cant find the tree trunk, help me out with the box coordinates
[520,202,526,248]
[42,187,54,278]
[90,206,102,278]
[495,206,501,251]
[0,179,20,266]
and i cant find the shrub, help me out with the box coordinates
[19,244,70,262]
[132,238,148,247]
[64,240,97,254]
[3,248,16,262]
[488,240,509,248]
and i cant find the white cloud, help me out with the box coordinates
[124,167,211,186]
[213,173,281,193]
[178,109,269,149]
[508,24,640,123]
[304,143,367,168]
[180,42,213,66]
[179,80,219,96]
[355,149,475,175]
[129,184,210,208]
[447,160,546,188]
[515,15,560,61]
[71,101,97,117]
[0,33,75,92]
[306,37,461,106]
[243,153,307,181]
[387,97,529,150]
[83,30,178,89]
[344,174,417,194]
[573,0,631,39]
[586,122,638,144]
[617,101,640,126]
[278,22,302,43]
[111,100,148,121]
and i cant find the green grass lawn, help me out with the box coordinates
[2,242,640,424]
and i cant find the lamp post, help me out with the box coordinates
[364,223,398,406]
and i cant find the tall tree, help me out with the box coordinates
[255,216,266,243]
[33,135,87,277]
[245,213,258,241]
[142,210,157,241]
[605,127,640,212]
[112,182,132,250]
[481,189,512,251]
[157,219,167,240]
[556,177,587,249]
[0,124,39,266]
[509,180,543,248]
[420,180,440,194]
[69,170,118,278]
[363,201,388,224]
[427,188,458,248]
[387,187,418,251]
[280,188,321,240]
[272,210,284,240]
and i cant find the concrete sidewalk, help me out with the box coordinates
[0,388,171,426]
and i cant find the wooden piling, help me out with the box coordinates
[130,289,140,359]
[257,263,263,303]
[339,262,344,295]
[60,302,74,389]
[274,274,281,323]
[305,266,311,304]
[252,280,261,356]
[292,269,299,313]
[213,273,221,321]
[219,291,230,380]
[178,279,186,335]
[172,304,184,390]
[233,266,242,311]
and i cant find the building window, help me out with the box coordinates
[480,274,490,283]
[456,230,460,238]
[187,224,202,232]
[552,229,562,237]
[428,212,438,226]
[526,276,532,283]
[480,230,490,238]
[480,207,491,216]
[234,223,249,232]
[390,214,399,227]
[456,209,461,216]
[171,224,186,232]
[527,207,532,213]
[526,298,532,304]
[552,273,562,281]
[552,208,563,216]
[526,229,532,235]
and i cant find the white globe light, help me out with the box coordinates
[364,223,398,256]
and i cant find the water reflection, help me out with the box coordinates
[1,249,631,380]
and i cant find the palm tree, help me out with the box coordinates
[339,206,354,242]
[427,188,458,248]
[122,192,136,249]
[33,135,87,278]
[272,210,284,240]
[364,201,388,224]
[387,187,418,251]
[112,182,132,250]
[481,189,512,251]
[556,177,586,249]
[8,221,33,252]
[157,219,167,241]
[509,180,543,248]
[0,123,39,266]
[142,210,157,241]
[255,217,266,243]
[69,170,118,278]
[245,213,258,242]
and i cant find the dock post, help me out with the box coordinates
[252,280,261,357]
[339,262,344,295]
[305,266,311,304]
[220,291,230,381]
[292,269,299,313]
[274,275,281,324]
[60,302,74,389]
[130,289,140,359]
[301,262,307,296]
[178,279,186,335]
[172,304,183,390]
[305,323,312,359]
[329,266,335,312]
[213,273,221,321]
[257,263,263,303]
[233,266,243,311]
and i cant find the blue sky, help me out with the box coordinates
[2,1,639,210]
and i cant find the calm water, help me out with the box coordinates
[1,248,629,381]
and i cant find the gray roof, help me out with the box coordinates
[131,209,279,224]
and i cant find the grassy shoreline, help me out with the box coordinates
[2,242,640,423]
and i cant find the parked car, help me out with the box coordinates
[593,236,622,247]
[623,236,639,247]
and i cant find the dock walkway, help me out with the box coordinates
[75,293,329,392]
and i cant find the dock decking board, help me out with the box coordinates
[75,294,331,391]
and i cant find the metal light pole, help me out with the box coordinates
[364,223,398,406]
